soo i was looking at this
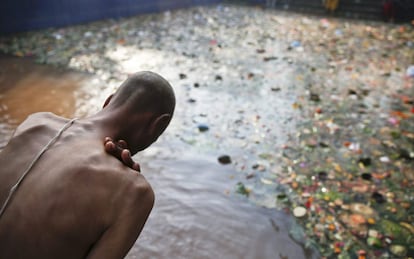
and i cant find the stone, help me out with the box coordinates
[197,124,209,132]
[218,155,231,165]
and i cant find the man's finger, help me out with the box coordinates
[104,137,113,144]
[104,137,140,172]
[104,141,117,153]
[121,149,134,167]
[121,149,141,172]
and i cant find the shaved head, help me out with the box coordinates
[110,71,175,117]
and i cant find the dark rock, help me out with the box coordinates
[263,56,278,62]
[179,73,187,79]
[372,192,386,203]
[218,155,232,164]
[399,148,413,161]
[197,124,209,132]
[309,93,321,102]
[317,171,328,181]
[361,173,372,181]
[319,142,329,148]
[348,89,358,95]
[358,157,372,166]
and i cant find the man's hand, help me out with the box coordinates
[104,137,141,172]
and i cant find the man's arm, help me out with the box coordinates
[86,179,154,259]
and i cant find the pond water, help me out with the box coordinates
[2,5,412,257]
[0,55,315,259]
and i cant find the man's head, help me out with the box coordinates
[103,71,175,154]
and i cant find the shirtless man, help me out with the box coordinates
[0,71,175,259]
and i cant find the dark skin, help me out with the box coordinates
[104,137,141,172]
[0,71,175,259]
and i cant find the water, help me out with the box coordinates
[132,152,312,259]
[0,55,314,258]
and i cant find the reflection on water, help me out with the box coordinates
[0,56,315,258]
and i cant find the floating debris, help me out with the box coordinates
[1,5,412,258]
[292,206,307,218]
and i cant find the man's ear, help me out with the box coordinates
[103,94,114,108]
[149,114,171,139]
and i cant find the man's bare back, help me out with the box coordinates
[0,112,154,258]
[0,72,175,258]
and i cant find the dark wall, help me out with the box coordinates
[0,0,222,34]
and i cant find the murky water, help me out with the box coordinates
[133,151,313,259]
[0,55,315,258]
[1,4,413,257]
[0,55,85,147]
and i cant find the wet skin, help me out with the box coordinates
[0,112,154,259]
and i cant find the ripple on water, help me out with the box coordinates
[127,151,317,259]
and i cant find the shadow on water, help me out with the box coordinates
[0,56,318,258]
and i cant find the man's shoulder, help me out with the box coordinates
[84,156,153,200]
[88,166,154,219]
[24,112,62,124]
[13,112,65,137]
[104,165,153,196]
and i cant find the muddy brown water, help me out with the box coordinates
[0,55,315,259]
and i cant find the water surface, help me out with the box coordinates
[0,55,313,259]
